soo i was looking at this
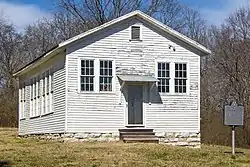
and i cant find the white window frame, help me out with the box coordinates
[30,78,34,117]
[174,62,188,94]
[155,59,189,95]
[129,24,142,41]
[78,58,116,93]
[45,70,50,114]
[42,72,46,115]
[29,68,54,118]
[156,62,171,93]
[79,59,95,92]
[99,60,114,92]
[19,82,26,119]
[37,75,41,116]
[50,68,54,114]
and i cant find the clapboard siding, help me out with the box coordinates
[66,18,200,133]
[18,52,66,135]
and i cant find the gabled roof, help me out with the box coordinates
[14,10,211,77]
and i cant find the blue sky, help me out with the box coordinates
[0,0,249,30]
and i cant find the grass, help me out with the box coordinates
[0,128,250,167]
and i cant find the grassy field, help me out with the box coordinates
[0,128,250,167]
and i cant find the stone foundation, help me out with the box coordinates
[156,132,201,148]
[21,132,120,143]
[21,132,200,147]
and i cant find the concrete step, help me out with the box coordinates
[120,132,155,136]
[119,128,154,133]
[123,137,159,143]
[122,135,156,139]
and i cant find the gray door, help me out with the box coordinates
[128,85,143,125]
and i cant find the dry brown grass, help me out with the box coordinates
[0,128,250,167]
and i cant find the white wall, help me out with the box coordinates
[66,17,200,134]
[18,52,66,135]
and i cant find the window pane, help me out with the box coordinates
[90,77,94,83]
[162,71,166,77]
[90,84,94,91]
[183,79,186,86]
[175,86,178,93]
[90,68,94,75]
[86,84,89,90]
[175,71,178,77]
[166,63,169,69]
[183,86,186,93]
[80,60,94,91]
[131,26,140,40]
[179,64,183,70]
[162,86,166,92]
[158,71,161,77]
[157,62,170,93]
[184,71,187,78]
[109,61,112,68]
[158,63,161,70]
[100,68,103,75]
[104,69,108,75]
[104,61,108,68]
[100,61,103,68]
[81,68,85,75]
[183,64,187,70]
[81,84,85,91]
[81,60,85,67]
[86,68,89,75]
[109,69,112,76]
[90,60,94,67]
[175,63,187,93]
[179,86,183,93]
[100,60,113,92]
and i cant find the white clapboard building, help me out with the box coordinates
[14,10,210,146]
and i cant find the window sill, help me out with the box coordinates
[129,39,143,42]
[159,92,189,96]
[30,115,40,119]
[78,91,116,95]
[41,112,54,117]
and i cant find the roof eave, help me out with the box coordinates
[13,45,61,77]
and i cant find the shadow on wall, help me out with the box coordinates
[118,78,163,105]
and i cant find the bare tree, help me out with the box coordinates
[0,18,25,127]
[201,7,250,146]
[58,0,162,25]
[57,0,208,44]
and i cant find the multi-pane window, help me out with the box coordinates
[175,63,187,93]
[46,70,50,114]
[29,69,54,117]
[80,60,94,91]
[30,77,38,117]
[131,26,140,40]
[30,78,34,116]
[50,68,54,113]
[100,60,112,91]
[157,62,170,93]
[34,77,37,115]
[19,82,26,119]
[42,72,46,115]
[37,75,41,116]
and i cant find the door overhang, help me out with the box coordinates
[118,74,159,104]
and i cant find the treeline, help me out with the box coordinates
[0,0,249,147]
